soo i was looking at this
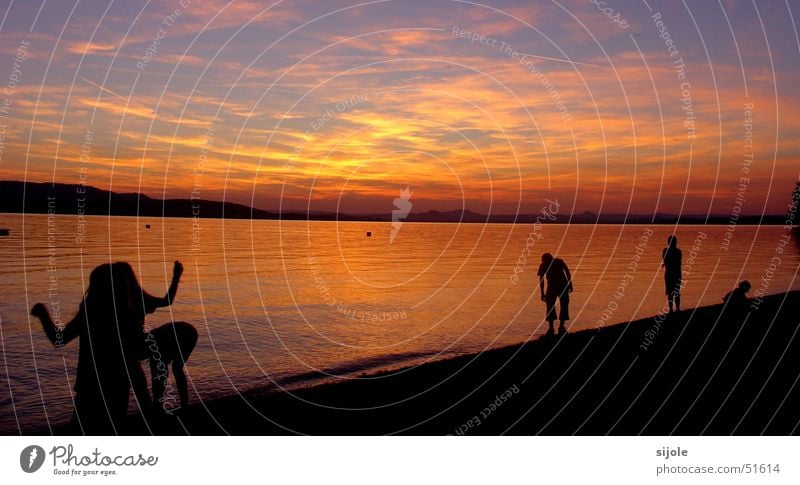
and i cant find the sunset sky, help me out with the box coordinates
[0,0,797,215]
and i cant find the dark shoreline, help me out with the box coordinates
[101,290,799,436]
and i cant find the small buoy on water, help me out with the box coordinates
[365,231,371,237]
[145,224,151,229]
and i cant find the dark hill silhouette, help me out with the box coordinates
[0,180,791,224]
[0,181,313,220]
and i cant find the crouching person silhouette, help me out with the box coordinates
[723,280,752,314]
[146,322,198,414]
[113,261,198,415]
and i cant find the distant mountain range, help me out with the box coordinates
[0,181,789,224]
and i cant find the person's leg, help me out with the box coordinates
[149,324,181,413]
[545,293,557,334]
[74,369,116,434]
[558,292,570,334]
[675,291,681,312]
[665,275,674,312]
[102,376,132,435]
[149,357,167,411]
[128,361,153,418]
[73,388,108,435]
[172,362,189,409]
[145,328,170,414]
[173,323,197,409]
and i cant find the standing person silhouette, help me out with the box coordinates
[537,253,573,336]
[662,235,683,313]
[30,263,150,434]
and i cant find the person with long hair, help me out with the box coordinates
[30,263,150,434]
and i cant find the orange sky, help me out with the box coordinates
[0,0,798,215]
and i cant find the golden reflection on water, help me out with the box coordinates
[0,213,798,431]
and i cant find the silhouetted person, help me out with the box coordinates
[114,261,197,414]
[538,253,573,335]
[147,322,198,413]
[30,263,148,434]
[662,236,682,313]
[723,280,752,312]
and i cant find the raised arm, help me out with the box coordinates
[143,261,183,313]
[31,303,82,347]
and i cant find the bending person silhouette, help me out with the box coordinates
[30,263,149,434]
[114,261,197,414]
[662,236,683,313]
[538,253,573,335]
[147,322,198,414]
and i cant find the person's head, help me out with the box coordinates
[112,262,142,295]
[541,252,554,264]
[667,235,678,248]
[738,280,752,292]
[82,263,133,315]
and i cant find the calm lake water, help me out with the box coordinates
[1,213,798,433]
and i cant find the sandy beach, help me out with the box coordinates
[91,290,800,436]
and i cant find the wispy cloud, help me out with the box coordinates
[0,0,796,215]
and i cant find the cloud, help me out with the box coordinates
[0,0,796,214]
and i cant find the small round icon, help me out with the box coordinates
[20,445,45,473]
